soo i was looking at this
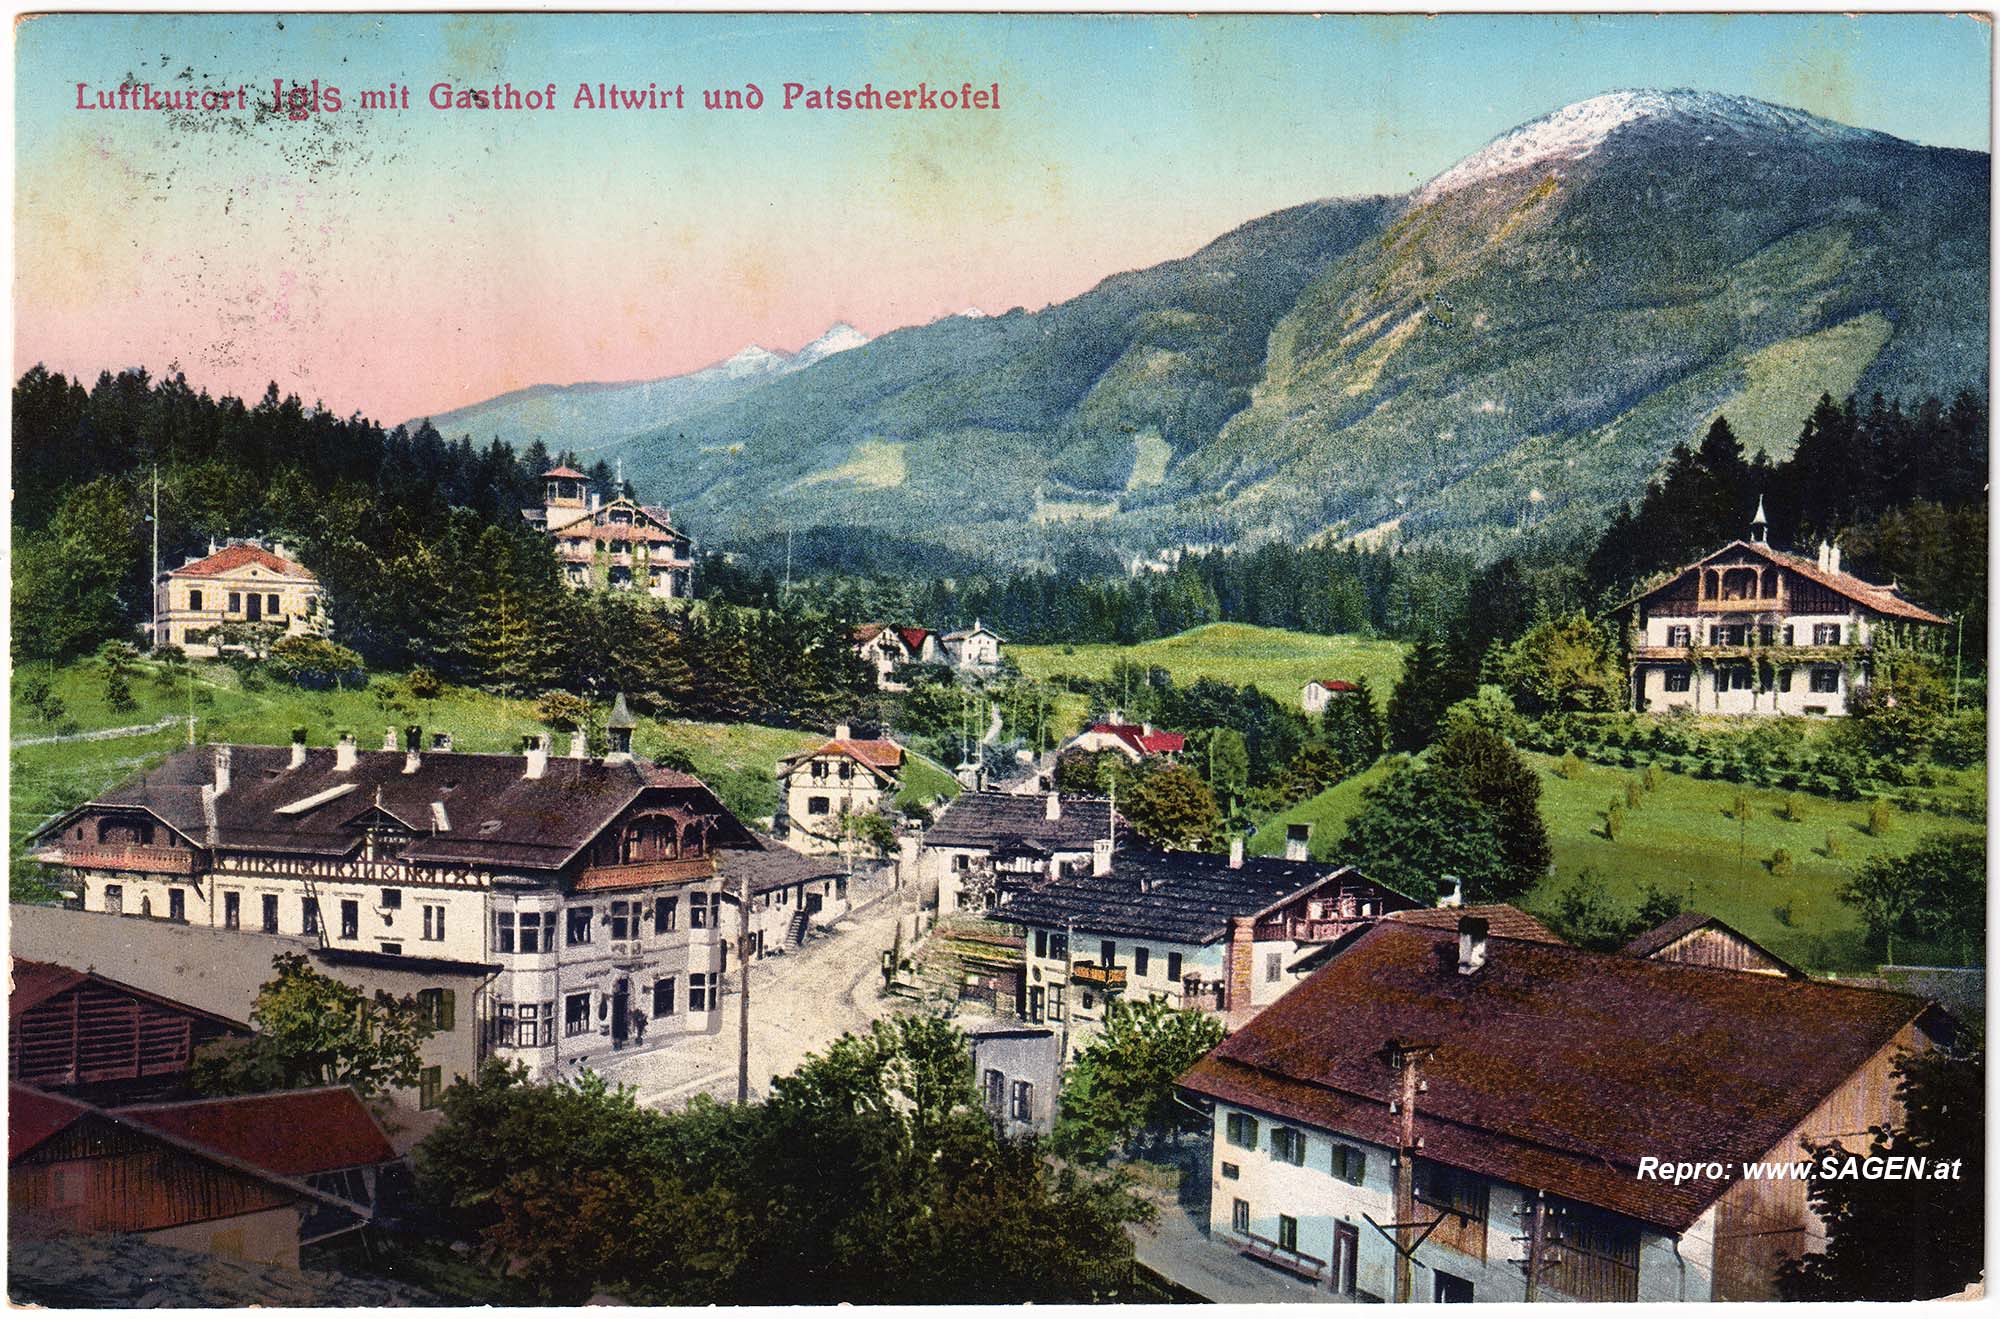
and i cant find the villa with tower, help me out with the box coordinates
[523,464,697,600]
[1622,500,1948,717]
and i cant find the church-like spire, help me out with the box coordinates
[1751,494,1768,543]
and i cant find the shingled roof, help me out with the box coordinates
[924,791,1119,852]
[1181,922,1943,1232]
[1389,903,1564,944]
[1637,539,1947,624]
[715,839,847,897]
[1620,910,1803,976]
[165,543,315,581]
[32,743,750,874]
[115,1087,396,1179]
[1003,850,1412,946]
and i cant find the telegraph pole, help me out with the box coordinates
[148,466,160,651]
[1523,1188,1548,1301]
[736,862,753,1103]
[1388,1040,1436,1305]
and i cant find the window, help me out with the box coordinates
[1783,625,1796,645]
[1100,940,1117,967]
[1780,666,1796,692]
[104,883,123,914]
[1231,1199,1250,1235]
[1225,1112,1259,1150]
[1048,984,1065,1021]
[1758,623,1776,646]
[380,888,402,909]
[808,795,831,816]
[303,898,320,937]
[1718,665,1754,692]
[266,593,280,614]
[1665,624,1690,646]
[223,891,241,930]
[1034,929,1048,959]
[1414,1159,1490,1224]
[1133,946,1150,977]
[1221,1162,1240,1180]
[1011,1080,1033,1121]
[1271,1126,1306,1165]
[1265,951,1283,984]
[495,911,514,953]
[1167,951,1182,982]
[380,942,402,955]
[1278,1215,1299,1253]
[262,894,279,933]
[983,1069,1005,1114]
[340,899,359,939]
[654,896,678,933]
[422,904,445,941]
[568,906,594,945]
[495,1003,515,1046]
[953,854,969,872]
[1332,1144,1367,1185]
[1080,990,1095,1012]
[565,992,592,1037]
[1664,667,1692,692]
[1811,665,1841,693]
[501,910,549,952]
[690,893,711,929]
[689,972,712,1011]
[418,1066,443,1110]
[1027,986,1045,1023]
[416,987,456,1030]
[1813,623,1843,645]
[610,901,632,939]
[1049,931,1068,961]
[169,888,186,922]
[189,589,203,611]
[511,1001,547,1046]
[654,977,676,1017]
[228,591,241,613]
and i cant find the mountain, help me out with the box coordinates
[416,322,870,458]
[464,91,1990,567]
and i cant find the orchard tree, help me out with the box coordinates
[192,953,434,1097]
[1053,998,1225,1163]
[1840,832,1985,964]
[1120,763,1222,851]
[1495,610,1623,715]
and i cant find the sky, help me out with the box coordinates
[13,11,1991,424]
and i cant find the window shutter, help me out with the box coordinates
[440,988,456,1031]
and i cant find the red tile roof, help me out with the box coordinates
[166,544,315,581]
[542,465,589,479]
[897,627,933,654]
[1638,540,1948,624]
[1181,922,1941,1231]
[1309,679,1360,693]
[1087,723,1185,756]
[114,1087,396,1177]
[781,737,906,776]
[853,623,889,645]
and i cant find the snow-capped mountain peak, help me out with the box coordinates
[794,321,871,366]
[1417,89,1901,201]
[715,344,786,378]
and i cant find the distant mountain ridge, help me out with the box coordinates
[417,321,870,458]
[431,91,1988,567]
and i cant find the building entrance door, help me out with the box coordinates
[611,979,630,1047]
[246,593,263,622]
[1331,1222,1358,1296]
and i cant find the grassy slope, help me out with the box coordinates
[1011,623,1405,735]
[9,661,823,893]
[1246,749,1983,973]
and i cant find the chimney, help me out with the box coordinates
[334,731,357,772]
[272,540,288,561]
[1045,791,1062,822]
[569,729,588,759]
[382,725,399,752]
[289,727,308,770]
[1285,823,1311,863]
[1436,875,1464,909]
[1828,541,1842,575]
[1229,836,1245,869]
[1226,914,1256,1010]
[835,721,852,741]
[1457,915,1490,976]
[430,731,453,752]
[522,733,548,780]
[1817,538,1831,572]
[1091,837,1113,877]
[212,746,233,796]
[403,725,423,775]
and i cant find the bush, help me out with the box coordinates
[1729,790,1752,821]
[1770,848,1794,879]
[1780,795,1807,823]
[1642,763,1661,791]
[1557,752,1586,781]
[1605,802,1625,841]
[267,636,366,690]
[1824,830,1846,859]
[1866,800,1894,837]
[407,666,445,699]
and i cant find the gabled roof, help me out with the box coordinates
[897,627,933,653]
[944,621,1004,642]
[166,544,315,582]
[10,957,251,1031]
[1621,910,1804,976]
[852,623,892,645]
[542,464,588,479]
[716,838,847,897]
[1636,539,1947,624]
[1306,679,1360,693]
[925,791,1119,852]
[1003,851,1414,946]
[32,743,750,874]
[114,1087,396,1178]
[778,737,905,783]
[1181,922,1942,1232]
[9,1085,89,1161]
[1081,722,1186,756]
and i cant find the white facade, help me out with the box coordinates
[1205,1101,1716,1303]
[155,542,327,657]
[944,622,1004,672]
[774,731,902,855]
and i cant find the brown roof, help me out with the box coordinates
[1388,903,1564,944]
[715,840,847,897]
[115,1088,396,1177]
[542,464,588,479]
[9,1085,89,1161]
[1180,922,1939,1231]
[779,737,905,780]
[33,743,751,875]
[10,956,250,1030]
[1639,540,1947,624]
[853,623,890,645]
[166,544,315,581]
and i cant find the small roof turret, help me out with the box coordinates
[1751,494,1769,543]
[606,691,637,731]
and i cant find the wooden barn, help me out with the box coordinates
[9,959,249,1103]
[1621,912,1803,978]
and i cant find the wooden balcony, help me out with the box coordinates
[1696,595,1786,613]
[1232,1230,1325,1282]
[1180,981,1226,1012]
[37,843,199,876]
[1069,961,1127,991]
[575,856,714,893]
[1254,915,1366,944]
